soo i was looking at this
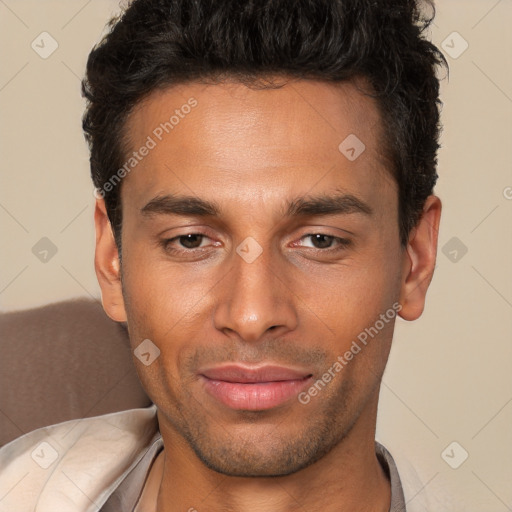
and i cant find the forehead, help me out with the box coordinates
[120,78,395,214]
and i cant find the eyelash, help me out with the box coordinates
[159,233,352,256]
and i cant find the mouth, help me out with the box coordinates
[198,364,314,411]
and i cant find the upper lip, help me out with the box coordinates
[199,364,313,383]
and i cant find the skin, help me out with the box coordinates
[94,78,441,512]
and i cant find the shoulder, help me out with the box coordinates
[0,405,158,512]
[381,441,470,512]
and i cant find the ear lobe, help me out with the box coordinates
[398,195,442,321]
[94,198,127,323]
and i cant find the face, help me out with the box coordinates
[94,78,440,477]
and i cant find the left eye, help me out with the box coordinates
[296,234,350,250]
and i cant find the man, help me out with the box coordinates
[0,0,450,510]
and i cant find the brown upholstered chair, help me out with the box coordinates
[0,298,151,447]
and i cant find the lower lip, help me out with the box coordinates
[200,375,313,410]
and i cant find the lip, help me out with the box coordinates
[199,364,313,411]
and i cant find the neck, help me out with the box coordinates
[151,393,390,512]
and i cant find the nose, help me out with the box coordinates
[213,240,298,343]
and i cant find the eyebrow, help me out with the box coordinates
[140,191,373,219]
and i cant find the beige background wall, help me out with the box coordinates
[1,0,511,509]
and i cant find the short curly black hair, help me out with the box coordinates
[82,0,447,250]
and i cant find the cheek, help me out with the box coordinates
[120,248,215,385]
[292,252,401,349]
[121,243,210,332]
[309,274,399,403]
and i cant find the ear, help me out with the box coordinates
[398,195,442,321]
[94,197,127,322]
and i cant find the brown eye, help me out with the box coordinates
[298,234,351,250]
[308,234,335,249]
[160,233,212,255]
[177,234,204,249]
